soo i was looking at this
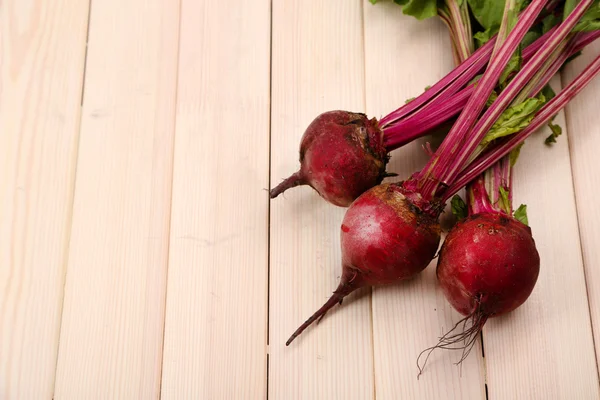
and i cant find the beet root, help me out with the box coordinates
[417,212,540,375]
[286,183,441,345]
[270,110,391,207]
[437,212,540,318]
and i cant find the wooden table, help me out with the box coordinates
[1,0,599,398]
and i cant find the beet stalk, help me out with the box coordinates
[447,51,600,199]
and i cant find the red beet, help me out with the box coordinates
[437,212,540,318]
[270,111,390,207]
[286,183,441,345]
[417,212,540,374]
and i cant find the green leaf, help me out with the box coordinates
[574,2,600,32]
[468,74,483,86]
[545,133,557,144]
[514,204,529,226]
[564,0,581,20]
[542,14,561,34]
[474,27,498,48]
[498,186,511,215]
[451,195,469,220]
[545,118,563,145]
[541,84,556,101]
[499,49,523,87]
[516,0,531,11]
[486,90,498,107]
[467,0,506,30]
[401,0,440,20]
[509,142,525,167]
[521,30,542,48]
[576,20,600,31]
[370,0,441,20]
[405,97,416,104]
[482,96,546,144]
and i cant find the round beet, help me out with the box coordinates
[417,212,540,375]
[437,212,540,318]
[341,183,442,285]
[286,183,441,345]
[270,110,390,207]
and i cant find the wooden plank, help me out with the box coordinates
[483,76,599,399]
[159,0,271,398]
[53,0,179,397]
[363,4,486,399]
[268,1,374,399]
[562,42,600,379]
[0,0,90,398]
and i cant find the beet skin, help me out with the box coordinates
[341,183,441,285]
[286,182,441,345]
[270,110,389,207]
[437,212,540,317]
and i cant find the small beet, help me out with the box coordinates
[437,212,540,318]
[286,183,441,345]
[417,212,540,374]
[271,110,390,207]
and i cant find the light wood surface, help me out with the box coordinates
[1,0,600,398]
[160,0,271,398]
[0,0,90,398]
[269,1,375,399]
[563,40,600,387]
[53,0,180,397]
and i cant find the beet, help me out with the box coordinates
[417,211,540,374]
[286,183,441,345]
[270,111,390,207]
[437,212,540,318]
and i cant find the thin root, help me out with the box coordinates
[270,172,305,199]
[286,274,359,346]
[416,304,488,378]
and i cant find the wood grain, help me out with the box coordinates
[159,0,271,398]
[483,76,599,399]
[268,1,375,399]
[53,0,180,397]
[363,4,486,399]
[562,41,600,378]
[2,0,600,397]
[0,0,90,398]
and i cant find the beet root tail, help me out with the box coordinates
[286,282,356,346]
[270,172,305,199]
[416,309,488,378]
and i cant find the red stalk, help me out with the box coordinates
[416,0,594,202]
[445,52,600,201]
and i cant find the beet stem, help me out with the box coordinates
[444,51,600,200]
[416,0,596,200]
[286,281,357,346]
[269,172,305,199]
[428,0,554,193]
